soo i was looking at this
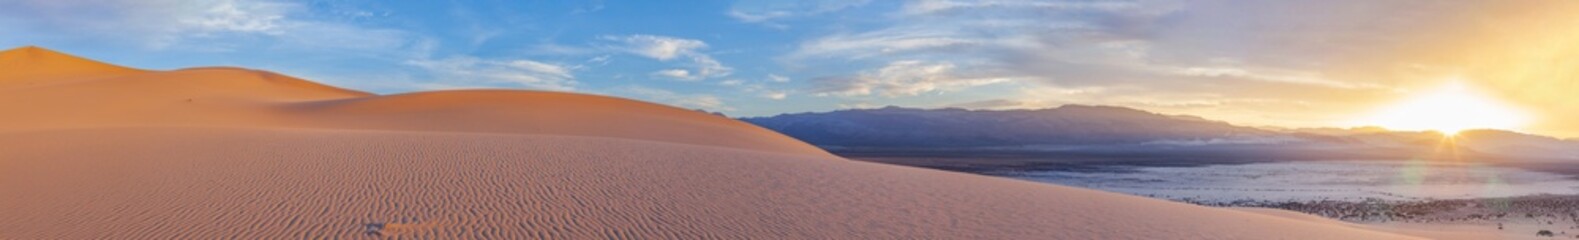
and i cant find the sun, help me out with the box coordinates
[1356,81,1530,135]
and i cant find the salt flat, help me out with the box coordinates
[1002,160,1579,203]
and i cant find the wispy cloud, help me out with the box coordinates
[405,56,576,91]
[607,35,706,60]
[900,0,1140,15]
[813,60,1014,97]
[717,77,793,100]
[617,85,732,111]
[606,34,733,80]
[767,74,790,83]
[785,0,1424,126]
[0,0,414,52]
[650,69,700,81]
[727,10,793,23]
[726,0,871,25]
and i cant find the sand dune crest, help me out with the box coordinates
[0,46,146,86]
[0,46,826,155]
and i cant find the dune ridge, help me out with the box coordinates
[0,46,1418,239]
[0,46,147,86]
[0,46,826,156]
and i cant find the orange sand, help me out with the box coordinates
[0,46,1421,239]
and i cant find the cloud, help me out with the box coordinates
[947,99,1047,110]
[1167,66,1386,90]
[727,10,793,23]
[767,74,790,82]
[606,34,733,79]
[608,35,707,60]
[181,0,290,35]
[793,26,1002,60]
[900,0,1140,15]
[762,91,789,100]
[617,85,732,111]
[784,0,1461,129]
[1140,136,1305,146]
[712,76,795,101]
[727,0,871,24]
[650,69,699,81]
[0,0,282,47]
[718,77,793,100]
[813,60,1013,97]
[0,0,415,52]
[405,56,576,91]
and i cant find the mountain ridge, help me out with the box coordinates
[744,105,1579,161]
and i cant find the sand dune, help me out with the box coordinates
[0,46,146,87]
[0,47,824,156]
[0,128,1420,239]
[279,90,828,155]
[0,46,1419,239]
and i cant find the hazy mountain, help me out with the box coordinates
[743,106,1579,161]
[742,105,1277,149]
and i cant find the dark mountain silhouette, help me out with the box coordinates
[743,105,1274,148]
[743,105,1579,161]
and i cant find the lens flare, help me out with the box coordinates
[1355,81,1531,135]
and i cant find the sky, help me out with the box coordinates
[3,0,1578,137]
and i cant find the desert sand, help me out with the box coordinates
[0,46,1423,239]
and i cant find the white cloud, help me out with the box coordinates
[837,102,882,109]
[609,35,707,60]
[814,60,1014,97]
[618,85,732,111]
[785,0,1422,121]
[901,0,1139,15]
[762,91,789,100]
[181,0,290,35]
[727,0,871,24]
[1169,66,1388,90]
[727,10,793,23]
[606,34,733,79]
[405,56,576,90]
[0,0,290,48]
[0,0,415,52]
[793,26,997,60]
[651,69,698,81]
[767,74,790,82]
[715,77,792,100]
[690,56,732,79]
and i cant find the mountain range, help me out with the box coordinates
[743,105,1579,161]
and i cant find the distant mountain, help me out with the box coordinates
[742,105,1277,149]
[743,106,1579,161]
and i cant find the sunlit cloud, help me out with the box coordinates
[0,0,413,52]
[606,35,733,80]
[813,60,1015,97]
[617,85,733,111]
[405,56,577,91]
[727,0,871,24]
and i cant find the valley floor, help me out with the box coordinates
[858,155,1579,240]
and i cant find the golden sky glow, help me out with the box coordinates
[1352,81,1530,134]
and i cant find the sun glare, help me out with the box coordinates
[1358,81,1530,135]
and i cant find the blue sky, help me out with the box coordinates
[4,0,1579,136]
